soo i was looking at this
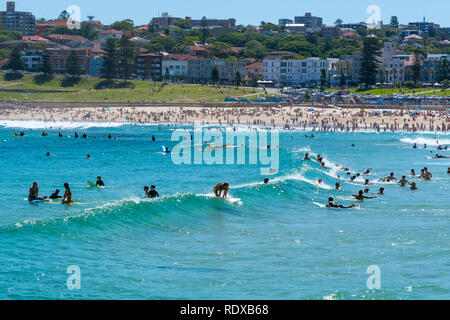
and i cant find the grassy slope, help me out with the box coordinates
[0,73,262,103]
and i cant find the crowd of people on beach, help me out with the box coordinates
[1,104,449,133]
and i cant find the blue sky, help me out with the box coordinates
[10,0,449,27]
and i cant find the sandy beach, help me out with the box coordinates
[0,102,449,132]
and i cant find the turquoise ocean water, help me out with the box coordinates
[0,120,449,299]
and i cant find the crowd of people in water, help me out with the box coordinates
[18,127,450,207]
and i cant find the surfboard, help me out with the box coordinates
[197,193,242,204]
[88,181,102,188]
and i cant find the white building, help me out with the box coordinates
[98,29,123,39]
[263,56,327,86]
[162,59,188,79]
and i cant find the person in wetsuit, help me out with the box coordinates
[326,197,357,209]
[96,176,105,187]
[148,185,159,198]
[49,189,62,199]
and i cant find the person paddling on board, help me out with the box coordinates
[148,185,159,198]
[28,182,44,202]
[214,182,229,199]
[96,176,105,187]
[326,197,357,209]
[49,189,62,199]
[62,183,73,204]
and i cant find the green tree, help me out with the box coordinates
[234,71,242,87]
[412,56,422,85]
[438,58,449,82]
[210,42,231,59]
[101,38,118,84]
[211,67,219,83]
[110,19,134,32]
[200,16,209,44]
[320,68,327,89]
[334,19,343,27]
[58,10,70,20]
[66,51,81,77]
[165,67,170,80]
[174,19,192,29]
[339,71,347,87]
[359,36,381,88]
[39,50,53,76]
[7,47,25,72]
[118,35,135,83]
[390,16,399,28]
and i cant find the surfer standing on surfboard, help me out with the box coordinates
[213,183,229,199]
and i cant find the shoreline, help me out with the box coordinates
[0,103,449,133]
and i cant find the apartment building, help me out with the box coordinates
[263,56,327,86]
[47,48,91,74]
[0,1,35,35]
[294,13,322,32]
[136,53,163,81]
[187,58,246,84]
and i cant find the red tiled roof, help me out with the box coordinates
[168,54,199,61]
[22,36,50,42]
[36,20,68,27]
[246,62,263,69]
[99,29,123,35]
[187,45,208,52]
[47,34,88,41]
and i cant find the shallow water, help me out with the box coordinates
[0,121,449,299]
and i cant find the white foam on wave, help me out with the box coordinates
[0,120,126,130]
[401,137,450,146]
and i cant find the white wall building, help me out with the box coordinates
[263,56,327,86]
[162,60,188,79]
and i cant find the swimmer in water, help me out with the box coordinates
[363,188,370,193]
[326,197,357,209]
[410,169,416,177]
[62,183,73,204]
[447,167,450,174]
[410,182,418,190]
[144,186,149,196]
[317,179,323,185]
[264,178,269,184]
[352,190,376,201]
[379,172,397,182]
[213,182,229,199]
[398,176,409,187]
[363,168,373,175]
[372,187,384,195]
[335,183,343,191]
[49,189,62,199]
[148,185,159,198]
[304,153,310,160]
[96,176,105,187]
[363,179,372,186]
[86,154,90,159]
